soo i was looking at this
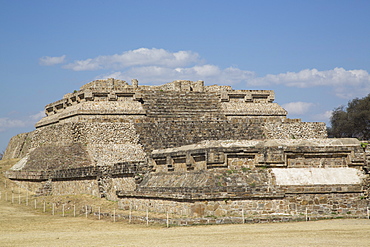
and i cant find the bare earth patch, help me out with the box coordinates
[1,198,370,246]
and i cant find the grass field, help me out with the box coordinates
[1,159,370,246]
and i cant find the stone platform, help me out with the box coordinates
[3,79,369,220]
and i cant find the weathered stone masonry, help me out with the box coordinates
[4,78,326,162]
[117,139,368,217]
[4,78,369,221]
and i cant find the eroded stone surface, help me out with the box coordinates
[4,79,369,220]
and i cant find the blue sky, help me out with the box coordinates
[1,0,370,152]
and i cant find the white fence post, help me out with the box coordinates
[146,208,149,226]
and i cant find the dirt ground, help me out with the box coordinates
[1,160,370,246]
[0,200,369,247]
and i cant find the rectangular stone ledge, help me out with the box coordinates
[57,111,147,120]
[35,118,60,128]
[46,89,137,115]
[52,163,144,180]
[6,170,50,181]
[220,90,275,103]
[349,158,366,166]
[256,163,287,167]
[224,113,287,117]
[52,166,99,180]
[279,184,364,194]
[151,141,366,172]
[116,190,285,201]
[36,110,147,128]
[45,98,67,109]
[127,185,275,195]
[111,162,147,175]
[7,162,145,182]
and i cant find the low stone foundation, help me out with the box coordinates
[118,191,368,218]
[6,162,143,200]
[51,179,99,197]
[6,138,370,220]
[13,180,46,194]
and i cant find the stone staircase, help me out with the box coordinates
[142,91,225,120]
[134,90,266,153]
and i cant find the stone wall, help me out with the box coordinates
[25,143,92,171]
[4,79,327,169]
[101,177,136,201]
[32,123,75,148]
[77,122,145,165]
[118,191,368,218]
[3,132,33,159]
[6,138,369,220]
[13,180,46,194]
[116,138,368,218]
[135,119,266,153]
[20,121,146,168]
[150,139,364,173]
[7,79,364,223]
[7,162,144,200]
[33,122,141,147]
[264,121,328,139]
[38,101,146,127]
[49,177,135,201]
[50,179,100,197]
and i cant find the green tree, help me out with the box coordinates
[328,93,370,140]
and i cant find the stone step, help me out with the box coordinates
[145,102,219,106]
[146,115,224,119]
[145,104,220,107]
[145,101,220,106]
[146,92,219,95]
[147,109,221,112]
[146,111,223,115]
[141,91,225,120]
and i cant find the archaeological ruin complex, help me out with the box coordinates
[3,78,369,223]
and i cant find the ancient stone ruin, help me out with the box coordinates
[4,78,369,222]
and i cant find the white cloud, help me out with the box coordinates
[248,67,370,99]
[39,55,66,66]
[0,111,45,132]
[98,65,255,85]
[64,58,100,71]
[314,110,333,122]
[63,48,201,71]
[29,111,45,121]
[282,102,315,115]
[55,48,370,100]
[0,118,27,132]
